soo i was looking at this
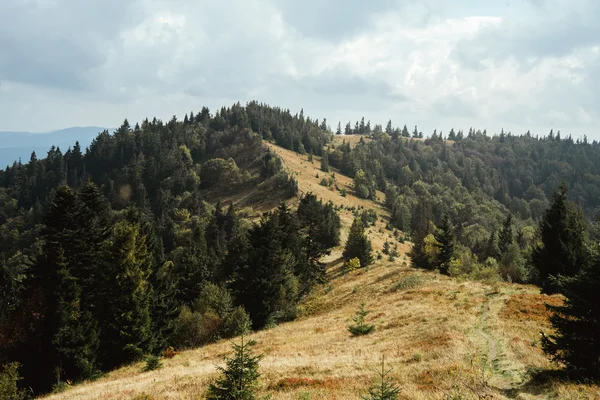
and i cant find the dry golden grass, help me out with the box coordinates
[42,142,599,400]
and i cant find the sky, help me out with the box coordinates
[1,0,600,138]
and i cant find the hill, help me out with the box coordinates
[0,127,109,167]
[41,141,599,399]
[2,104,600,399]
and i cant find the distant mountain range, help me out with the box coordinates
[0,126,111,167]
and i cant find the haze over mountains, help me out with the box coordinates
[0,126,110,167]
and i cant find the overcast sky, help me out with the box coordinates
[1,0,599,138]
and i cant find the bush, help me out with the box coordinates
[163,346,178,359]
[392,275,424,291]
[222,306,252,338]
[348,303,376,336]
[344,257,361,274]
[194,283,234,317]
[0,363,26,400]
[52,381,70,394]
[171,306,206,349]
[143,355,163,372]
[173,284,252,349]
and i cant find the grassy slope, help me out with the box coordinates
[43,140,600,400]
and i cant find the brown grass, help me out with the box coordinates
[500,293,563,322]
[42,142,599,400]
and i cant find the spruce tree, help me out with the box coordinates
[99,218,153,368]
[320,153,330,172]
[532,182,588,294]
[498,214,514,255]
[409,199,432,270]
[348,303,376,336]
[343,216,373,268]
[52,249,99,383]
[361,356,400,400]
[541,259,600,379]
[207,336,261,400]
[433,215,455,275]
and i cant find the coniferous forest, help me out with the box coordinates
[0,102,339,394]
[2,102,600,395]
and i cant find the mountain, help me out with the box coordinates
[0,126,110,167]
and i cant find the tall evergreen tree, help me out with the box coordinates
[51,248,99,384]
[343,215,373,268]
[320,153,330,172]
[498,214,514,255]
[409,199,432,270]
[99,218,153,368]
[542,259,600,379]
[532,183,588,294]
[433,215,455,275]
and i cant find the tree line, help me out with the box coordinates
[0,103,340,395]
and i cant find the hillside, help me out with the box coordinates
[41,142,600,400]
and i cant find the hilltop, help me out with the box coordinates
[41,141,600,400]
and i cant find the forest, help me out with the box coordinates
[0,102,340,395]
[326,123,600,284]
[2,102,600,396]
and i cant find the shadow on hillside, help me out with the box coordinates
[497,368,598,399]
[325,256,346,279]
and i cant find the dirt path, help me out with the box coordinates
[469,290,524,399]
[470,289,552,400]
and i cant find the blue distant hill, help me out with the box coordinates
[0,126,110,168]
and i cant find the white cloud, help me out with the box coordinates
[1,0,599,138]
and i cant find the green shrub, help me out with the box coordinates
[171,306,206,349]
[344,257,361,274]
[52,381,70,394]
[0,363,27,400]
[392,275,424,291]
[143,355,163,372]
[222,306,252,338]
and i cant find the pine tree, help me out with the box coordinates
[99,218,153,368]
[433,215,455,275]
[361,356,400,400]
[498,214,514,255]
[385,120,393,135]
[343,216,373,268]
[207,336,261,400]
[541,259,600,379]
[336,122,342,135]
[348,303,375,336]
[52,248,99,384]
[320,153,330,172]
[532,182,588,294]
[409,199,432,270]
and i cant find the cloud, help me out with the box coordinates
[0,0,599,138]
[0,0,141,91]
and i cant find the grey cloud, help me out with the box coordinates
[432,95,477,118]
[275,0,399,41]
[453,0,600,69]
[0,0,143,90]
